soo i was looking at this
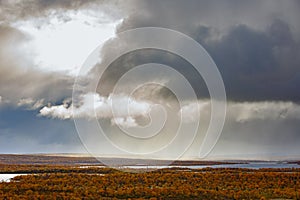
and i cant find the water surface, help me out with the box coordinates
[0,174,27,182]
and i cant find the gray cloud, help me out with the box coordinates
[118,0,300,39]
[0,0,126,106]
[203,20,300,101]
[0,0,96,22]
[90,0,300,102]
[0,24,73,105]
[93,49,207,101]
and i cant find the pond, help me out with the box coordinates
[0,174,27,182]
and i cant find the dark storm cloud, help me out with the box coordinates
[202,20,300,101]
[95,49,208,99]
[118,0,300,38]
[92,0,300,102]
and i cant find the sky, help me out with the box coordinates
[0,0,300,160]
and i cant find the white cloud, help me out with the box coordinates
[111,117,138,128]
[40,104,72,120]
[39,92,152,127]
[41,97,300,126]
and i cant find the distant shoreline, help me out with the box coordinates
[0,154,299,167]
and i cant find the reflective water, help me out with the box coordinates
[0,174,27,182]
[122,162,300,169]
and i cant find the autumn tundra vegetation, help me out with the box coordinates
[0,164,299,199]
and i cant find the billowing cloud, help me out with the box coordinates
[39,92,152,127]
[40,104,72,120]
[90,0,300,102]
